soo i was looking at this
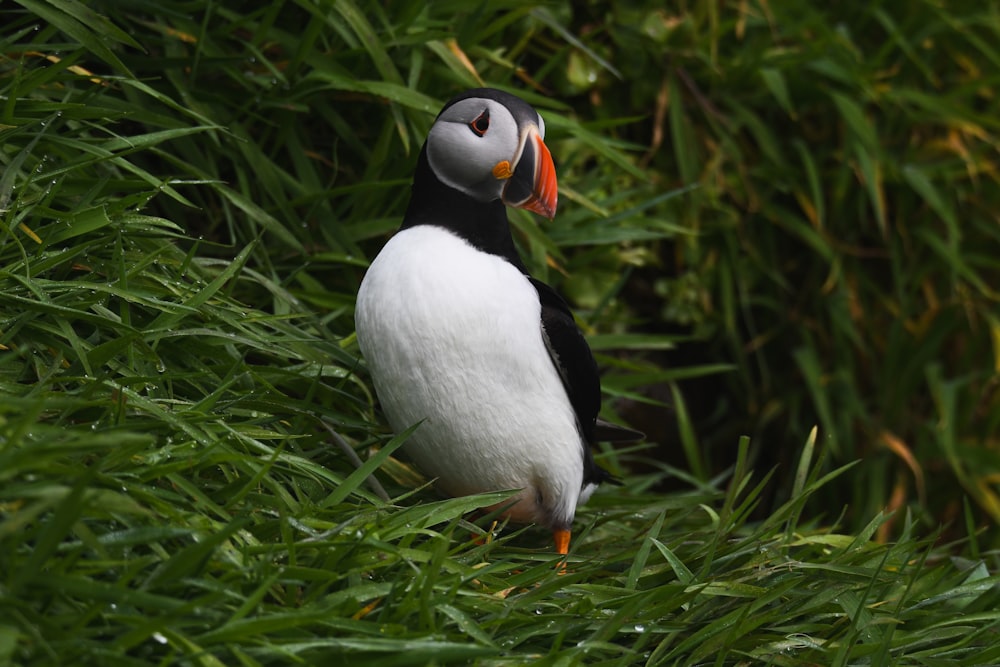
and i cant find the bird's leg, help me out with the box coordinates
[553,528,571,573]
[471,519,498,546]
[553,528,570,555]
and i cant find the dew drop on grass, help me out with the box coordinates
[633,624,646,632]
[152,632,168,645]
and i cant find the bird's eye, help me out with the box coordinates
[469,110,490,137]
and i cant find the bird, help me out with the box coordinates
[355,88,642,557]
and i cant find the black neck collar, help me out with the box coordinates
[400,146,526,272]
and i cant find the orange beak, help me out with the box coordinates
[502,126,558,219]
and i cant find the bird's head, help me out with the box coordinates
[425,88,558,219]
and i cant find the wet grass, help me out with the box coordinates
[2,1,998,664]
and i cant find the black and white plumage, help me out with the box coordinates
[355,88,641,555]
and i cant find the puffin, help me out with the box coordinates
[355,88,641,556]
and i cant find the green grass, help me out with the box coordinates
[2,1,999,664]
[589,0,1000,529]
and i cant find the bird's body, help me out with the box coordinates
[357,224,592,529]
[355,88,640,554]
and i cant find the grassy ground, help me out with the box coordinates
[2,1,999,665]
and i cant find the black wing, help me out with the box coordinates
[529,278,643,485]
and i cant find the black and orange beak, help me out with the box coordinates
[501,125,558,219]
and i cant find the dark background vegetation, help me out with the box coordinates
[47,0,997,538]
[2,0,999,664]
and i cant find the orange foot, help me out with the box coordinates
[553,529,571,573]
[471,520,498,546]
[553,528,571,555]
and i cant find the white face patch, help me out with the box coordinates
[426,98,522,202]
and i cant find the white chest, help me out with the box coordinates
[355,226,585,528]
